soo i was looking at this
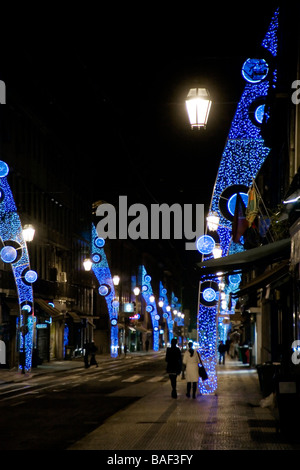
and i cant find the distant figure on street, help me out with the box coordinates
[218,340,226,365]
[90,341,98,367]
[124,344,128,356]
[183,342,199,399]
[165,338,182,398]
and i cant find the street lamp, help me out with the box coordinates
[207,212,220,231]
[22,224,35,242]
[212,243,222,259]
[83,258,93,271]
[133,287,140,296]
[113,275,120,286]
[186,87,212,129]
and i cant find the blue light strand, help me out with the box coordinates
[198,9,279,394]
[140,266,159,351]
[159,282,173,344]
[0,162,36,371]
[91,224,119,357]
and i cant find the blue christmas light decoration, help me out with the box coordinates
[140,266,159,351]
[91,224,119,357]
[198,9,279,394]
[0,161,37,371]
[159,282,173,344]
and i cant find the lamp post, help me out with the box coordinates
[186,87,212,129]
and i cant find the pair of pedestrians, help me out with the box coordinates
[165,340,201,399]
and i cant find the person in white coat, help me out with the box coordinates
[183,342,200,399]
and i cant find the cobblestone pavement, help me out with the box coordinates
[68,358,300,451]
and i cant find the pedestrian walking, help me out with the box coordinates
[165,338,182,398]
[218,340,226,364]
[90,341,98,367]
[183,342,199,399]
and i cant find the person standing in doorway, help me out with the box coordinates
[165,338,182,398]
[183,342,199,399]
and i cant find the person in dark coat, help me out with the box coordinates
[165,338,182,398]
[218,340,226,365]
[90,341,98,367]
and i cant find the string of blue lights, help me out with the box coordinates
[197,8,279,394]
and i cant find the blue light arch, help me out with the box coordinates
[0,161,37,371]
[198,8,279,394]
[91,224,119,357]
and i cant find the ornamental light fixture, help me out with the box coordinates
[212,243,222,259]
[22,224,35,242]
[185,87,212,129]
[206,212,220,231]
[113,275,120,286]
[83,258,93,271]
[133,287,140,296]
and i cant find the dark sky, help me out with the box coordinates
[0,3,281,313]
[0,3,280,208]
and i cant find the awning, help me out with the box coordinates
[35,298,63,319]
[197,238,291,276]
[232,260,290,298]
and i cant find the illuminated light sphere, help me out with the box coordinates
[186,87,212,129]
[158,300,164,307]
[48,302,55,308]
[112,299,119,309]
[0,160,9,177]
[255,104,266,124]
[241,58,269,83]
[1,245,17,263]
[149,295,155,303]
[196,235,215,255]
[155,314,160,321]
[142,285,148,292]
[111,318,117,326]
[95,237,105,248]
[145,275,152,282]
[24,270,38,283]
[146,305,154,313]
[99,285,109,296]
[229,273,242,285]
[154,326,159,332]
[203,287,217,303]
[163,313,168,318]
[22,304,32,313]
[92,253,101,263]
[228,192,248,216]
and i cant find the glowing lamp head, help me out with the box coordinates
[186,88,212,129]
[22,224,35,242]
[206,212,220,231]
[83,258,93,271]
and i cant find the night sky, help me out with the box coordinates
[0,3,281,317]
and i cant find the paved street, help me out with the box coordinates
[68,355,300,452]
[1,351,300,455]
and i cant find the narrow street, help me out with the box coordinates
[0,352,167,450]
